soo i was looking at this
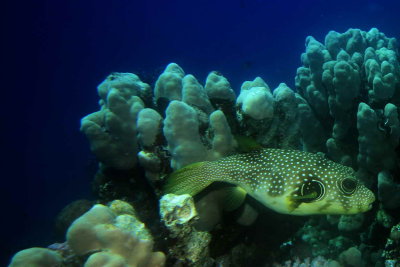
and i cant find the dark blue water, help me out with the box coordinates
[2,0,399,265]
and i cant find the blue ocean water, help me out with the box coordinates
[2,0,400,265]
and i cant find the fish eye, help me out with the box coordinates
[338,178,357,195]
[299,180,325,202]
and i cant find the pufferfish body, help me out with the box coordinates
[165,148,375,215]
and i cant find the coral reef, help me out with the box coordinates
[9,201,165,267]
[337,214,364,232]
[9,27,400,266]
[9,248,63,267]
[236,79,274,120]
[338,247,362,267]
[383,223,400,265]
[54,199,95,239]
[81,73,147,170]
[273,256,341,267]
[67,202,165,267]
[160,194,212,266]
[295,28,400,175]
[81,62,300,183]
[378,171,400,209]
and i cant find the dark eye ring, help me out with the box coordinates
[299,180,325,202]
[339,178,357,195]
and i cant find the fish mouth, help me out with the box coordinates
[369,193,376,204]
[366,195,375,210]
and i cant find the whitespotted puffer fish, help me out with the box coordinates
[165,148,375,215]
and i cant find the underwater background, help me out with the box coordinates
[2,0,400,266]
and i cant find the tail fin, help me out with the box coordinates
[164,162,214,196]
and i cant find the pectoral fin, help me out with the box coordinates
[286,192,317,212]
[222,186,247,211]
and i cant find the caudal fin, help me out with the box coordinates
[164,161,214,196]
